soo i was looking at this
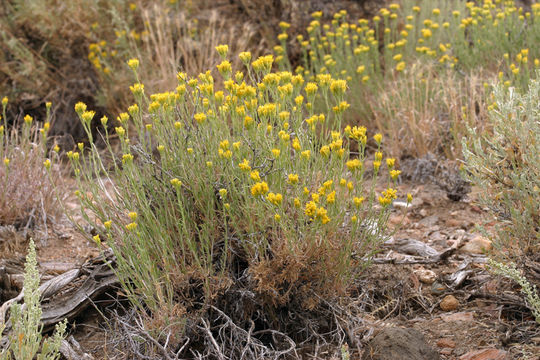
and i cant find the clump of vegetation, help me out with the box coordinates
[70,50,408,355]
[0,239,67,360]
[489,260,540,324]
[0,99,63,229]
[276,0,540,157]
[463,72,539,257]
[463,73,539,323]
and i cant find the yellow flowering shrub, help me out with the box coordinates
[71,49,406,334]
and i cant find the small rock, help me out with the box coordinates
[458,348,507,360]
[436,338,456,348]
[419,215,439,227]
[393,200,410,209]
[440,295,459,311]
[460,235,492,254]
[389,214,410,226]
[415,269,437,284]
[440,348,453,356]
[441,311,474,322]
[419,208,428,217]
[431,281,446,295]
[361,327,440,360]
[445,218,462,227]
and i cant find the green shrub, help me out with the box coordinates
[462,72,539,257]
[0,239,67,360]
[70,51,408,342]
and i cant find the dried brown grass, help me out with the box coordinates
[0,127,64,228]
[367,61,496,159]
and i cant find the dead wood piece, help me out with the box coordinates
[393,238,439,258]
[60,335,95,360]
[372,241,456,265]
[0,250,118,330]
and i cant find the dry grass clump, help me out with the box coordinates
[0,100,64,230]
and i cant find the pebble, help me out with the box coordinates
[441,311,474,322]
[458,348,507,360]
[440,295,459,311]
[445,218,462,227]
[436,338,456,348]
[431,281,446,295]
[419,215,439,227]
[460,234,492,254]
[415,269,437,284]
[393,200,410,209]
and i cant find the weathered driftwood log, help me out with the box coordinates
[0,249,118,330]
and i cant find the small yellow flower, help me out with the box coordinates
[320,145,330,157]
[92,234,101,244]
[104,220,112,230]
[294,198,301,208]
[125,222,138,231]
[390,169,401,180]
[3,157,10,167]
[330,79,347,97]
[1,97,7,107]
[215,44,229,58]
[351,215,358,223]
[271,148,281,158]
[326,191,336,204]
[239,51,252,64]
[219,188,228,199]
[216,60,232,76]
[407,193,413,203]
[170,178,182,188]
[128,212,138,221]
[251,181,269,196]
[305,201,317,217]
[346,159,362,171]
[74,101,87,114]
[206,161,213,168]
[239,158,251,172]
[287,174,299,184]
[386,158,395,168]
[127,58,139,70]
[43,159,51,170]
[305,82,318,96]
[353,196,365,208]
[194,113,206,124]
[266,192,283,205]
[274,214,281,221]
[373,133,383,144]
[250,170,261,181]
[24,114,33,125]
[122,153,134,164]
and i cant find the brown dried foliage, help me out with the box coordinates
[0,130,63,228]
